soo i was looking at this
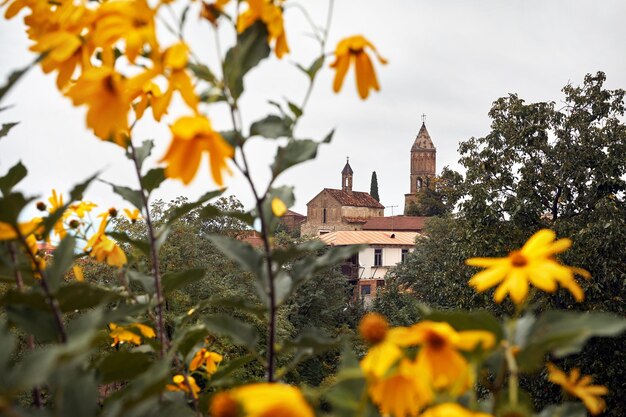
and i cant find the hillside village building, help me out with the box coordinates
[319,231,418,305]
[298,121,439,303]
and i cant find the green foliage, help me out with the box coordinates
[369,171,379,202]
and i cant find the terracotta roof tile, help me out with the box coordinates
[319,231,419,246]
[362,216,427,231]
[323,188,384,209]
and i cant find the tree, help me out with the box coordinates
[404,167,463,216]
[383,72,626,416]
[369,171,380,201]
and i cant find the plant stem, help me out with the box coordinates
[128,141,168,358]
[504,320,519,406]
[8,243,42,408]
[15,230,67,344]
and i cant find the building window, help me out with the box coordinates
[322,208,327,224]
[401,249,409,263]
[374,248,382,266]
[376,279,385,288]
[361,284,371,296]
[417,178,423,190]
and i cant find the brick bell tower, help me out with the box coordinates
[404,116,436,214]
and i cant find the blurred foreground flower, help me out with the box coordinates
[547,363,608,415]
[161,115,234,185]
[421,403,493,417]
[237,0,289,58]
[108,322,156,347]
[166,374,201,398]
[331,35,387,99]
[210,383,314,417]
[190,348,223,373]
[466,229,591,304]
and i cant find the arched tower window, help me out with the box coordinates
[417,178,423,191]
[323,208,327,224]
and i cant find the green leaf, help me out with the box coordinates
[141,168,166,194]
[283,329,341,354]
[108,231,151,256]
[162,268,206,294]
[98,351,154,384]
[56,283,122,313]
[322,128,335,143]
[0,58,38,102]
[271,139,320,178]
[223,21,271,99]
[129,139,154,170]
[0,122,18,139]
[0,161,27,196]
[517,310,626,372]
[250,115,292,139]
[307,55,325,79]
[209,354,255,386]
[104,181,144,210]
[287,101,303,118]
[126,269,155,294]
[46,236,76,292]
[204,314,259,349]
[324,344,369,417]
[69,172,99,202]
[188,63,217,83]
[171,325,209,359]
[0,192,32,223]
[57,368,99,417]
[6,304,59,342]
[206,234,264,275]
[291,245,363,286]
[219,130,244,148]
[0,321,15,378]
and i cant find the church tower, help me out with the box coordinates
[404,120,436,214]
[341,158,353,192]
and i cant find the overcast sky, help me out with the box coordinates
[1,0,625,219]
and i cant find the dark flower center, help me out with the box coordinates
[510,251,527,267]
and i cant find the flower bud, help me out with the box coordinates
[108,207,118,217]
[36,201,47,211]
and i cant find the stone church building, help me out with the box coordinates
[300,159,385,236]
[300,121,438,236]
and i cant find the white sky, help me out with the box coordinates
[1,0,625,218]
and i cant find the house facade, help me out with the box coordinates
[318,230,418,306]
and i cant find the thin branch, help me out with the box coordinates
[128,140,168,358]
[8,243,42,408]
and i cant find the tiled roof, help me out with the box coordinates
[341,161,353,174]
[323,188,385,209]
[319,231,418,246]
[284,210,305,218]
[363,216,427,231]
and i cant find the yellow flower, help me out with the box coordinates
[189,348,223,373]
[237,0,289,59]
[406,321,494,393]
[271,197,287,217]
[166,374,201,398]
[547,363,608,415]
[132,81,166,121]
[66,67,130,145]
[211,383,314,417]
[466,229,591,305]
[160,115,234,185]
[28,2,94,90]
[0,218,43,240]
[123,208,141,223]
[420,403,494,417]
[108,322,155,347]
[330,35,387,99]
[69,201,97,218]
[359,312,389,344]
[84,212,127,267]
[47,189,69,238]
[367,358,433,417]
[151,42,199,115]
[73,265,84,282]
[92,0,158,63]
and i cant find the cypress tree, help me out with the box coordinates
[370,171,380,201]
